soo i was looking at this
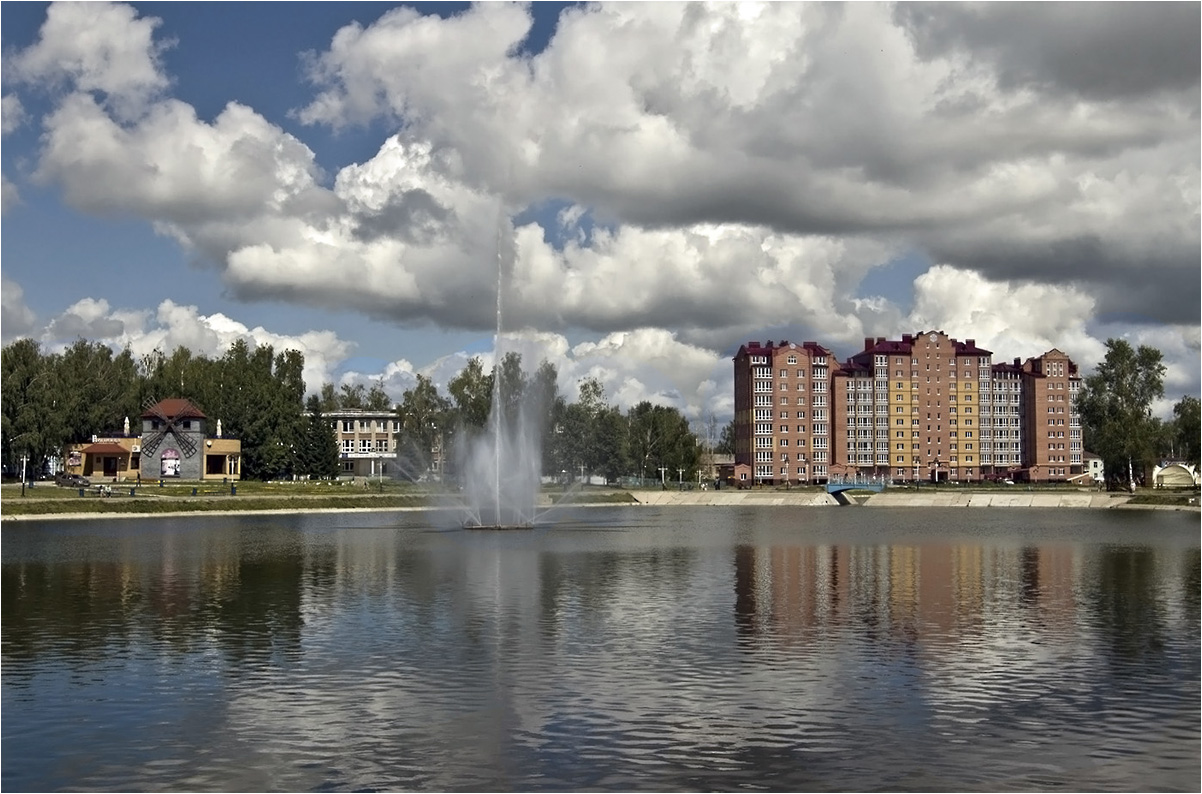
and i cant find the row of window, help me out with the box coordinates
[342,439,392,453]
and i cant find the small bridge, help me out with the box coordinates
[825,475,888,495]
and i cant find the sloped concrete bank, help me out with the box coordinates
[630,490,1198,511]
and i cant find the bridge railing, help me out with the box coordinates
[827,474,888,487]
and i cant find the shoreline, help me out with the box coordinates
[2,489,1197,522]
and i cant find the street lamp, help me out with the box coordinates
[801,453,809,487]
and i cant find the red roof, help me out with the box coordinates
[142,398,206,420]
[81,442,130,455]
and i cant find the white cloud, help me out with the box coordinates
[1,174,19,215]
[7,1,171,118]
[3,3,1196,425]
[907,264,1102,364]
[38,297,354,393]
[296,2,1198,321]
[2,95,26,134]
[1,278,38,343]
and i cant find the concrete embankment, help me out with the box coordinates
[630,490,1196,511]
[631,491,840,507]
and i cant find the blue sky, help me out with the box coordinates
[2,2,1198,421]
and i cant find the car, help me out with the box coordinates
[55,473,90,488]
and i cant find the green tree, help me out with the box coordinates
[528,359,563,476]
[365,379,392,411]
[448,357,493,431]
[716,420,736,455]
[301,394,340,479]
[317,382,340,412]
[1,339,62,475]
[339,382,367,409]
[1171,395,1200,467]
[627,401,699,486]
[494,351,527,431]
[54,341,142,444]
[395,374,451,481]
[1076,339,1166,491]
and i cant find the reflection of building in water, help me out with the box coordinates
[734,540,1083,650]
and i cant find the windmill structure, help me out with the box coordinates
[140,398,205,459]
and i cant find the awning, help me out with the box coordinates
[81,443,130,455]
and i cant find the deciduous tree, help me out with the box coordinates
[1076,339,1166,491]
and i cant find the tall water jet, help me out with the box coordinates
[458,215,544,529]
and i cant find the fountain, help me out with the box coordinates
[457,215,546,530]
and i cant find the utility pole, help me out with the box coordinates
[677,468,683,490]
[580,463,586,485]
[658,466,667,489]
[21,452,28,497]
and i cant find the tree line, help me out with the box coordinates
[394,351,703,486]
[1,340,707,485]
[1077,339,1199,489]
[1,338,338,481]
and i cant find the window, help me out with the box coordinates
[787,355,797,364]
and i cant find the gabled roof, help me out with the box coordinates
[142,398,206,420]
[81,442,130,455]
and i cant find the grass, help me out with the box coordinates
[0,480,641,517]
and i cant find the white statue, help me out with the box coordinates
[216,419,222,438]
[123,416,130,436]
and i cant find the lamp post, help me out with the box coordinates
[801,453,809,488]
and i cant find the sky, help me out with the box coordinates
[2,1,1199,425]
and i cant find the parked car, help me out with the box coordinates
[55,473,90,488]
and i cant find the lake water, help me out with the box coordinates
[2,506,1198,792]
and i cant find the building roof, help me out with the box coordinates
[142,398,206,420]
[735,340,833,359]
[81,442,130,455]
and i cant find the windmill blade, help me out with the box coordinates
[175,428,198,458]
[141,430,166,457]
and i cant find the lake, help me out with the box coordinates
[2,506,1198,791]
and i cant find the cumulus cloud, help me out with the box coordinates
[2,94,26,134]
[4,2,1197,422]
[5,1,171,118]
[1,174,19,214]
[38,297,354,392]
[1,278,38,343]
[296,2,1198,322]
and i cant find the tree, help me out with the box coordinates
[528,359,564,476]
[365,379,392,411]
[716,420,736,455]
[494,351,527,432]
[626,401,699,485]
[318,382,340,412]
[339,382,367,409]
[1171,395,1200,468]
[1,339,62,475]
[448,357,493,431]
[1076,339,1166,491]
[395,374,451,480]
[301,394,340,479]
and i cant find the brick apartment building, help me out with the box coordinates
[732,340,835,486]
[733,332,1082,485]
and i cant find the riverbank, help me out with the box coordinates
[3,486,1197,521]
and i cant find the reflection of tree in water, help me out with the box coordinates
[1,530,328,671]
[1089,547,1167,664]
